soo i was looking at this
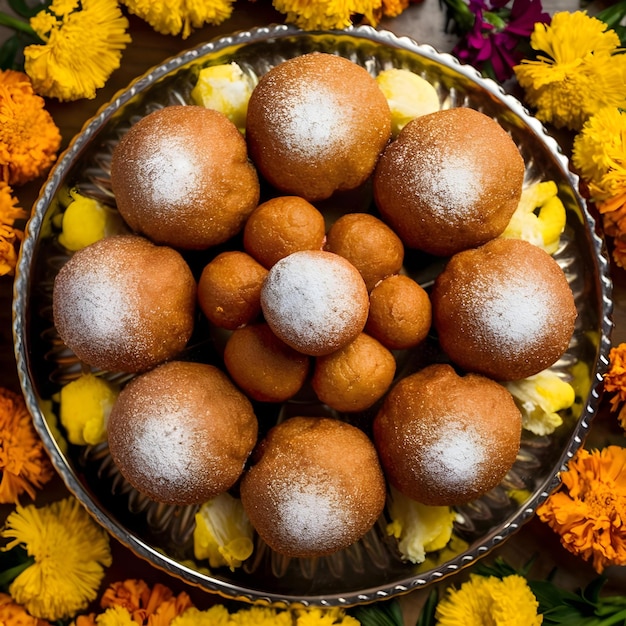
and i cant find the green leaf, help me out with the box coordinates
[351,599,404,626]
[0,545,34,589]
[0,33,23,70]
[415,589,439,626]
[7,0,51,18]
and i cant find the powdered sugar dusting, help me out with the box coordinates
[260,251,367,354]
[260,77,350,160]
[419,423,486,490]
[271,474,355,552]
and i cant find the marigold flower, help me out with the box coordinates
[0,593,52,626]
[434,573,542,625]
[0,182,28,277]
[120,0,234,38]
[24,0,131,101]
[0,387,54,503]
[0,70,61,186]
[537,445,626,573]
[99,580,193,625]
[514,11,626,131]
[1,497,113,621]
[603,343,626,412]
[271,0,382,30]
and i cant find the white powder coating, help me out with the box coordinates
[457,269,552,356]
[392,133,484,224]
[270,475,355,552]
[129,397,207,491]
[137,134,201,211]
[259,77,350,161]
[260,251,368,355]
[418,423,486,492]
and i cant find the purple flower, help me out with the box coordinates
[450,0,550,82]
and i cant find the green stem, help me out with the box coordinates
[598,607,626,626]
[0,11,36,36]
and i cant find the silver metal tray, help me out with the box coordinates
[13,24,613,606]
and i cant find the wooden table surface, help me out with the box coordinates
[2,0,626,619]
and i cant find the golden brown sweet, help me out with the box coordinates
[260,250,369,356]
[325,213,404,291]
[224,323,310,402]
[197,251,268,330]
[243,196,326,269]
[52,235,196,373]
[373,363,522,506]
[311,333,396,412]
[431,238,577,381]
[373,107,525,256]
[366,274,432,350]
[240,416,386,557]
[107,361,258,506]
[246,53,392,201]
[110,105,260,250]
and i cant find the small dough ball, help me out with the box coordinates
[431,238,577,381]
[312,333,396,413]
[366,274,432,350]
[110,105,260,250]
[373,363,522,506]
[108,361,258,506]
[325,213,404,291]
[260,250,369,356]
[373,107,525,256]
[243,196,326,268]
[240,416,386,557]
[198,251,268,330]
[224,323,310,402]
[246,52,391,201]
[53,235,196,373]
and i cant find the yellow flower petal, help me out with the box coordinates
[25,0,131,101]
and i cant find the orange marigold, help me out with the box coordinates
[0,387,54,503]
[537,445,626,573]
[603,343,626,411]
[100,580,193,625]
[0,593,52,626]
[0,181,27,276]
[0,70,61,186]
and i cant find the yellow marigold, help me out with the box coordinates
[613,237,626,272]
[0,70,61,186]
[0,593,52,626]
[514,11,626,131]
[272,0,382,30]
[120,0,234,39]
[435,573,543,625]
[1,497,113,621]
[24,0,131,101]
[99,580,193,625]
[537,445,626,573]
[0,182,28,276]
[603,343,626,412]
[381,0,410,18]
[0,386,54,503]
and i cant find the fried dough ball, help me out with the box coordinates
[325,213,404,291]
[246,53,392,201]
[108,361,258,506]
[312,333,396,412]
[243,196,326,268]
[366,274,432,350]
[240,416,386,557]
[373,363,522,506]
[224,323,310,402]
[373,107,525,256]
[431,238,577,381]
[53,235,196,373]
[197,251,268,330]
[260,250,369,356]
[110,105,260,250]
